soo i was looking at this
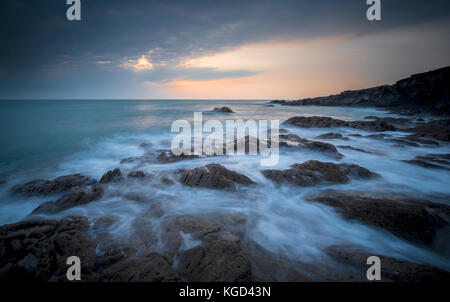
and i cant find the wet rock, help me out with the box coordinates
[139,142,152,148]
[327,245,450,282]
[127,170,146,178]
[337,145,382,155]
[178,234,251,282]
[403,153,450,170]
[307,191,450,244]
[0,216,97,281]
[93,216,118,231]
[179,164,255,191]
[31,186,104,215]
[408,119,450,142]
[364,116,411,127]
[211,106,234,113]
[263,160,376,187]
[278,134,343,159]
[100,168,124,184]
[160,176,175,185]
[11,174,97,196]
[317,132,349,140]
[283,116,396,132]
[157,150,199,163]
[101,252,181,282]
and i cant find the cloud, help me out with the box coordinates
[120,55,154,71]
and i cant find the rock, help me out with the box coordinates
[127,170,146,178]
[283,116,396,132]
[100,168,124,184]
[31,186,104,215]
[337,145,381,155]
[403,153,450,170]
[270,66,450,116]
[364,116,411,127]
[0,216,97,281]
[178,234,251,282]
[101,252,181,282]
[179,164,255,191]
[157,150,199,163]
[263,160,376,187]
[306,191,450,244]
[278,134,343,159]
[160,176,175,185]
[408,119,450,142]
[11,174,97,196]
[327,245,450,282]
[317,132,349,140]
[211,107,234,113]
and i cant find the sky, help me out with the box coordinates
[1,0,449,100]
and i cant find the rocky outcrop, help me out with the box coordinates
[0,216,98,281]
[404,153,450,170]
[179,164,255,191]
[327,245,450,282]
[157,150,199,163]
[263,160,376,187]
[306,191,450,244]
[271,66,450,116]
[11,174,97,196]
[31,186,104,215]
[99,168,124,184]
[283,116,396,132]
[407,119,450,142]
[210,107,235,113]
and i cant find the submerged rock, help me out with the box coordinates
[31,186,104,215]
[100,168,124,184]
[127,170,146,178]
[179,163,255,191]
[403,153,450,170]
[317,132,349,140]
[327,245,450,282]
[408,119,450,142]
[306,191,450,244]
[11,174,97,196]
[157,150,199,163]
[262,160,376,187]
[283,116,396,132]
[278,134,343,159]
[210,106,235,113]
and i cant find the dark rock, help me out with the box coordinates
[31,186,104,215]
[11,174,97,196]
[179,164,255,191]
[364,116,411,127]
[271,66,450,116]
[160,176,175,185]
[157,150,199,163]
[211,107,234,113]
[283,116,396,132]
[0,216,97,281]
[263,160,376,187]
[127,170,146,178]
[100,168,124,184]
[317,132,349,140]
[408,119,450,142]
[178,234,251,282]
[403,153,450,170]
[327,245,450,282]
[306,191,450,244]
[337,145,381,155]
[101,252,181,282]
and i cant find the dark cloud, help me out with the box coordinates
[1,0,449,98]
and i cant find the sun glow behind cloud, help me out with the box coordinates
[121,55,154,71]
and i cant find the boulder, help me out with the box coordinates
[179,164,255,191]
[327,245,450,282]
[306,191,450,244]
[11,174,97,196]
[127,170,146,178]
[100,168,124,184]
[31,186,104,215]
[157,150,199,163]
[262,160,376,187]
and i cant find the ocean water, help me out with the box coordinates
[0,99,449,274]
